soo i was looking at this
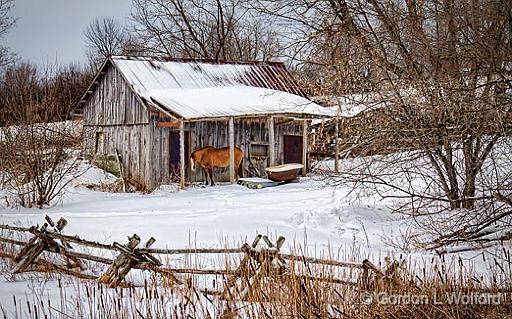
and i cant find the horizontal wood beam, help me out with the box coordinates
[275,118,294,126]
[157,121,181,128]
[182,113,331,122]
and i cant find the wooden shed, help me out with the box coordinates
[79,56,331,190]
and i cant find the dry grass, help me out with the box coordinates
[0,237,511,319]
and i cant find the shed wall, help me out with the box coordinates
[82,66,149,126]
[83,124,153,189]
[82,65,161,190]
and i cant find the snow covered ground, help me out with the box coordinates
[0,162,399,316]
[0,164,397,255]
[0,160,508,316]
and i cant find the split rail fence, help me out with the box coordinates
[0,216,398,297]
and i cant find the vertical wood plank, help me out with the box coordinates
[229,117,235,183]
[180,121,186,189]
[268,116,275,167]
[302,119,308,175]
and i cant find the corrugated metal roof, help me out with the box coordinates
[81,56,331,119]
[112,56,307,97]
[149,86,335,120]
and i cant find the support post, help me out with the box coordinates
[334,117,340,173]
[268,116,275,166]
[229,117,235,183]
[302,119,308,175]
[179,120,186,189]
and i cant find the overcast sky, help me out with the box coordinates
[3,0,131,66]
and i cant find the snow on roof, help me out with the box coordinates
[106,56,331,119]
[150,86,334,120]
[112,56,306,96]
[313,94,387,118]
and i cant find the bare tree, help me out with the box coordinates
[130,0,282,61]
[0,0,14,38]
[0,0,16,69]
[51,63,94,117]
[261,0,512,247]
[84,17,127,70]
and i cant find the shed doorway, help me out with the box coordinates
[283,135,303,164]
[169,131,190,181]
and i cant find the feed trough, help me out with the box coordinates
[265,163,304,182]
[237,178,283,189]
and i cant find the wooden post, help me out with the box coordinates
[14,219,70,273]
[221,234,287,310]
[268,116,275,167]
[302,119,308,175]
[229,117,235,183]
[99,234,141,286]
[334,117,340,173]
[111,237,157,287]
[179,120,186,189]
[115,148,126,192]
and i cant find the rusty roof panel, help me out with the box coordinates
[111,56,307,97]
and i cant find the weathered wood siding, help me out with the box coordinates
[83,125,148,188]
[82,65,164,190]
[82,66,149,125]
[146,119,171,188]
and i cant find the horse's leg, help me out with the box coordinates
[234,163,239,180]
[202,167,209,185]
[209,168,215,186]
[237,159,243,179]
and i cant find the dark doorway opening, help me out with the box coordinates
[283,135,303,165]
[169,131,190,181]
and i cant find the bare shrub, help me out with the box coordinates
[0,122,85,208]
[0,63,87,208]
[0,0,16,70]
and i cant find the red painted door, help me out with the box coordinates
[283,135,303,164]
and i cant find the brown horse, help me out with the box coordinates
[190,146,244,186]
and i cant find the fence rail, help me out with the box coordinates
[0,216,393,297]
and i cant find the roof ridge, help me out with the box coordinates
[111,55,285,66]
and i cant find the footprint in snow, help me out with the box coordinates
[290,210,337,230]
[209,191,235,206]
[333,223,360,236]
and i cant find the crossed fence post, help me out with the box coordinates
[10,216,163,287]
[221,234,287,318]
[13,215,85,273]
